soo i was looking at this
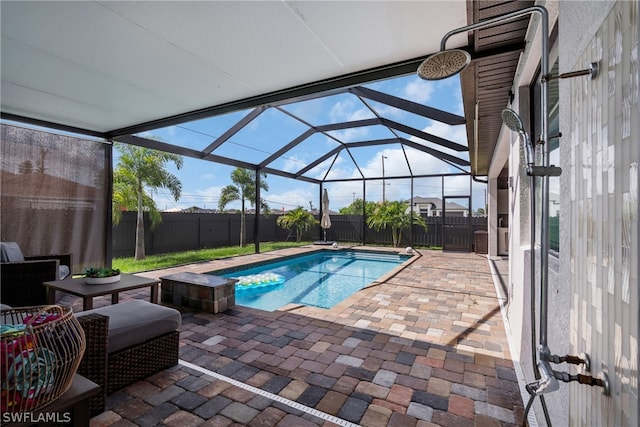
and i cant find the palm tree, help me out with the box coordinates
[276,207,318,242]
[366,200,427,247]
[112,143,183,260]
[218,168,269,247]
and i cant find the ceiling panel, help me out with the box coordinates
[286,1,468,68]
[1,1,467,134]
[97,1,341,92]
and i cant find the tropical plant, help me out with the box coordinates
[218,168,269,247]
[112,142,183,260]
[338,198,378,216]
[276,207,318,242]
[366,201,427,247]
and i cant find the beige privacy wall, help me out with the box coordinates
[567,1,638,425]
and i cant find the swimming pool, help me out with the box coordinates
[213,250,410,311]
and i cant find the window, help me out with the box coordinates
[531,50,560,254]
[548,60,560,253]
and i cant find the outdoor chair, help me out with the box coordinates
[0,242,72,307]
[76,301,181,415]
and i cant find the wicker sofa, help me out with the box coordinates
[75,301,181,415]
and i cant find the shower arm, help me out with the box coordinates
[439,6,558,396]
[439,4,551,188]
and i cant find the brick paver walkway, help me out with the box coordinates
[71,247,522,427]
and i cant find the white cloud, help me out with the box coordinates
[328,99,374,142]
[281,155,308,173]
[153,184,225,211]
[323,181,367,208]
[422,121,467,144]
[369,102,407,120]
[329,99,371,122]
[405,121,469,162]
[311,156,347,180]
[193,185,224,200]
[331,127,369,143]
[403,79,435,104]
[264,187,316,211]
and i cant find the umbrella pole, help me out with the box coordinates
[323,229,327,242]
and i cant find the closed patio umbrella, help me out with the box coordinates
[320,189,331,241]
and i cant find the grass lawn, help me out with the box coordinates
[113,241,310,273]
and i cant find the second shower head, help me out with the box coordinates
[502,108,535,167]
[501,108,526,133]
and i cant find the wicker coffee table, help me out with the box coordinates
[44,273,159,311]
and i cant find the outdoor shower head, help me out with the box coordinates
[417,49,471,80]
[502,108,535,167]
[501,108,525,133]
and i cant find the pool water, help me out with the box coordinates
[216,250,408,311]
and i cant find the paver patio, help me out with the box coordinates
[58,247,522,426]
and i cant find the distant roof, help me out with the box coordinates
[410,196,467,211]
[1,171,100,199]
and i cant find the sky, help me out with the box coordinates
[131,72,487,213]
